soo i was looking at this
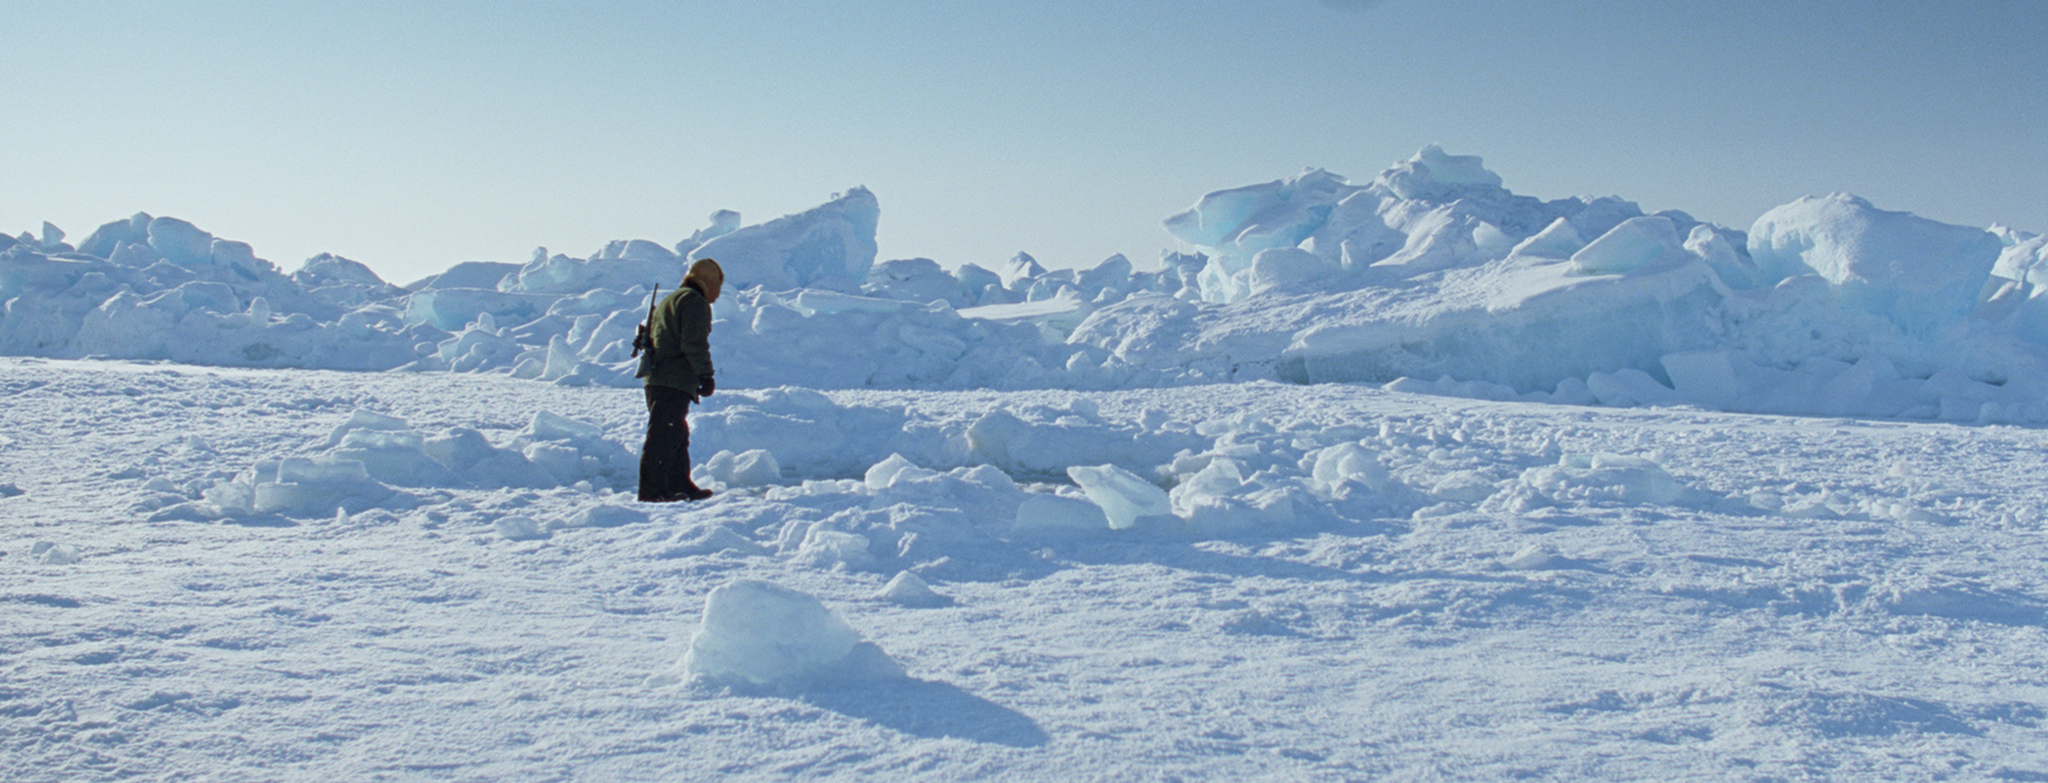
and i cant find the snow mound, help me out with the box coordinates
[877,571,953,608]
[681,579,905,690]
[202,408,629,519]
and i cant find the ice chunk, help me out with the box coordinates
[1571,216,1690,275]
[796,526,879,571]
[1066,464,1170,531]
[1180,488,1299,539]
[688,187,880,292]
[1511,217,1585,258]
[1502,544,1557,570]
[685,209,744,248]
[955,263,1003,303]
[330,429,457,487]
[403,287,553,331]
[421,428,495,472]
[523,410,605,443]
[865,453,938,491]
[322,409,413,449]
[781,289,906,318]
[702,449,783,488]
[1012,494,1110,536]
[877,571,952,607]
[1372,144,1504,201]
[1431,471,1499,503]
[146,216,214,267]
[522,442,585,484]
[1248,247,1338,296]
[495,516,546,540]
[682,579,904,688]
[1749,193,2002,335]
[1165,168,1353,253]
[210,239,258,271]
[247,457,397,516]
[32,541,81,565]
[1076,254,1134,297]
[1518,453,1687,506]
[618,239,677,262]
[1169,457,1245,515]
[865,257,968,307]
[1684,224,1761,289]
[76,217,143,259]
[293,253,389,288]
[1308,442,1390,494]
[1000,252,1047,291]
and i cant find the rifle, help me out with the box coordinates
[631,285,659,357]
[631,285,658,376]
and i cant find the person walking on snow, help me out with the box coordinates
[637,258,723,502]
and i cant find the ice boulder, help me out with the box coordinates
[1066,464,1170,530]
[1165,168,1358,301]
[494,515,546,540]
[681,579,905,689]
[326,421,458,488]
[32,541,82,565]
[999,252,1047,292]
[1163,168,1352,255]
[688,187,880,292]
[1749,194,2002,335]
[1370,143,1504,201]
[865,257,969,307]
[877,571,952,608]
[146,217,214,267]
[512,411,634,488]
[1307,442,1392,496]
[501,246,679,296]
[75,214,149,259]
[292,253,389,288]
[203,456,401,518]
[700,449,783,488]
[1517,453,1688,506]
[1571,216,1691,275]
[1510,218,1586,259]
[1248,247,1338,296]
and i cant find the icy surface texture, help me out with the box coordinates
[19,362,2048,779]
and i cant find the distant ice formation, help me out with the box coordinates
[8,145,2048,421]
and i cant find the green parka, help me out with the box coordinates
[638,282,714,392]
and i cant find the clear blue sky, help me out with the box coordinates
[6,0,2045,284]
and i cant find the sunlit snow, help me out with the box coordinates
[8,148,2048,779]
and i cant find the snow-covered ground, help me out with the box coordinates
[9,357,2048,780]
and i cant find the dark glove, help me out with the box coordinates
[696,376,715,398]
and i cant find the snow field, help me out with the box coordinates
[7,359,2048,779]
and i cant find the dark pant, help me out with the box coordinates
[639,385,698,500]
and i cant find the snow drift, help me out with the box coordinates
[9,146,2048,421]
